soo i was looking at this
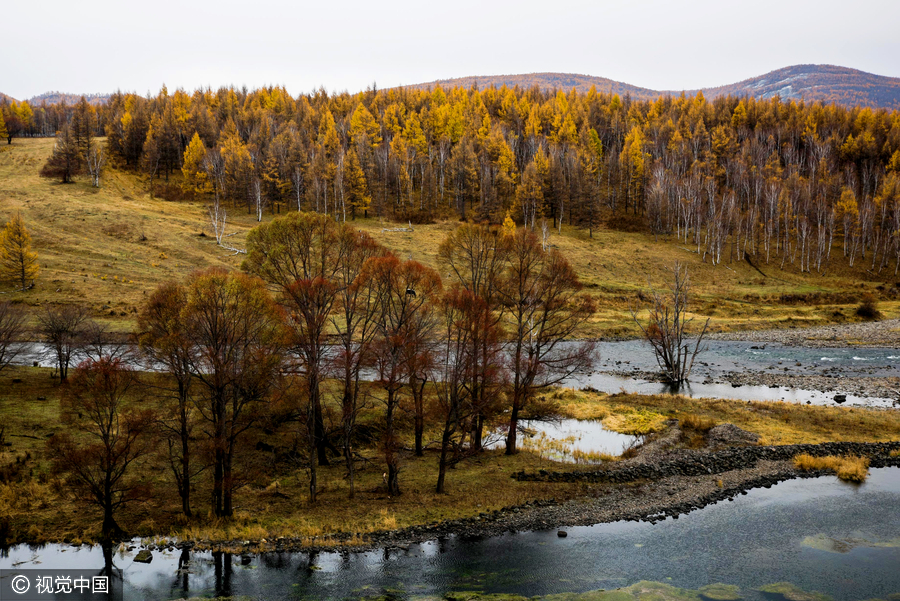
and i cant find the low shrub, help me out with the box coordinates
[855,294,881,320]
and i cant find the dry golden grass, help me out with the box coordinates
[891,449,900,458]
[1,138,895,336]
[0,364,897,547]
[554,390,900,446]
[0,139,254,332]
[680,413,718,432]
[603,410,669,435]
[793,453,870,482]
[519,431,619,465]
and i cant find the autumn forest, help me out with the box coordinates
[4,82,900,277]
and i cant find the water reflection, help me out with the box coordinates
[487,419,640,463]
[3,469,900,600]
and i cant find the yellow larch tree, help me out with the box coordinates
[181,132,212,194]
[0,212,38,291]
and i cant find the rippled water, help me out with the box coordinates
[3,468,899,600]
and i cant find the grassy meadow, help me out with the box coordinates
[1,364,899,546]
[0,138,897,336]
[0,137,899,546]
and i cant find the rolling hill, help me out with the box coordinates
[407,65,900,110]
[4,65,900,110]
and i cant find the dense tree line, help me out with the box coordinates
[90,84,900,275]
[0,96,104,143]
[13,84,900,274]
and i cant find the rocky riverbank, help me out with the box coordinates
[708,318,900,348]
[608,363,899,404]
[168,435,900,557]
[721,371,899,401]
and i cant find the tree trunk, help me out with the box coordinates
[312,380,329,466]
[181,425,191,517]
[308,399,318,503]
[341,383,356,499]
[101,493,120,541]
[505,397,521,455]
[385,388,401,496]
[412,376,425,457]
[436,427,452,494]
[223,446,233,517]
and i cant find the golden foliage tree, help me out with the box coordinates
[345,147,371,218]
[181,132,212,194]
[0,212,38,290]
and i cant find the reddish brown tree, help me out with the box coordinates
[48,357,154,540]
[433,287,500,493]
[437,223,509,451]
[500,228,596,454]
[182,268,286,517]
[361,255,442,496]
[137,282,197,517]
[329,227,388,497]
[243,212,352,502]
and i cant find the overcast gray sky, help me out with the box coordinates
[4,0,899,100]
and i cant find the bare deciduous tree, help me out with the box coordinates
[48,357,154,540]
[501,228,596,455]
[182,268,285,518]
[39,305,90,382]
[362,255,442,496]
[0,301,26,373]
[632,262,709,386]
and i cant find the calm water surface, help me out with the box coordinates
[3,468,900,600]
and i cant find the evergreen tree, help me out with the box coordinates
[40,122,83,183]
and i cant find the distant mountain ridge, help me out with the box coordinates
[0,91,109,106]
[407,65,900,110]
[25,92,110,106]
[3,65,900,110]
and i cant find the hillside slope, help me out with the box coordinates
[405,73,661,100]
[695,64,900,109]
[407,65,900,109]
[0,139,894,335]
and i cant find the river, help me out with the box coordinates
[17,338,900,408]
[2,468,899,600]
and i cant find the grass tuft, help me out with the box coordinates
[680,413,717,432]
[793,454,870,482]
